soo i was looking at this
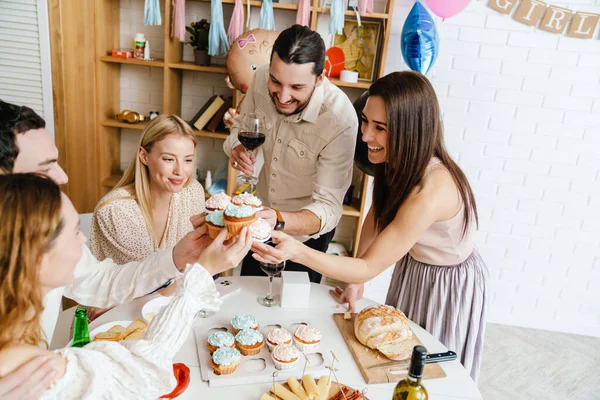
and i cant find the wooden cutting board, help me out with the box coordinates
[333,313,446,384]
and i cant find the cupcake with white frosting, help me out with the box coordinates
[232,192,262,210]
[293,324,322,353]
[266,328,292,352]
[251,217,272,242]
[205,192,231,212]
[272,344,300,370]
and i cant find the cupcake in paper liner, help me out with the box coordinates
[206,330,235,354]
[224,204,257,237]
[231,313,259,335]
[210,347,241,375]
[266,328,292,352]
[232,192,263,210]
[272,344,300,370]
[235,328,265,356]
[206,211,228,239]
[293,324,322,353]
[205,192,231,212]
[251,217,272,243]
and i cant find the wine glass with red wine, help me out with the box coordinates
[237,113,266,188]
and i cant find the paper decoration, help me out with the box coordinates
[487,0,600,39]
[539,5,572,33]
[513,0,547,26]
[568,12,600,39]
[487,0,517,15]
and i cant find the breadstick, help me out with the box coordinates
[317,375,331,399]
[260,394,276,400]
[301,375,320,399]
[271,383,301,400]
[287,377,309,400]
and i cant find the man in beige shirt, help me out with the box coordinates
[224,25,358,282]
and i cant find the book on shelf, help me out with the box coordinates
[189,95,225,131]
[204,96,233,133]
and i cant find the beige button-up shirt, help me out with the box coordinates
[224,65,358,241]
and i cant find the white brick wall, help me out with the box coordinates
[118,0,600,337]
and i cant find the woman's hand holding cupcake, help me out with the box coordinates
[251,230,303,265]
[197,226,252,276]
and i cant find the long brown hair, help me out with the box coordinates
[0,173,64,350]
[105,114,197,245]
[368,71,478,236]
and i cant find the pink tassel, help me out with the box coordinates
[171,0,186,42]
[228,0,244,44]
[358,0,373,14]
[296,0,310,26]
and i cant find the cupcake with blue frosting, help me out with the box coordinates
[210,347,241,375]
[206,330,235,354]
[224,203,257,237]
[231,313,259,335]
[235,328,265,356]
[206,211,227,239]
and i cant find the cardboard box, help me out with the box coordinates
[111,50,133,59]
[281,271,311,308]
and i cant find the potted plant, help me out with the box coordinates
[186,19,211,66]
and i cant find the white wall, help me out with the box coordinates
[119,0,600,337]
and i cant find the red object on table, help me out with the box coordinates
[160,363,191,399]
[111,50,134,59]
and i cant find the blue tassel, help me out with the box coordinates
[259,0,275,30]
[144,0,162,26]
[209,0,230,56]
[329,0,345,36]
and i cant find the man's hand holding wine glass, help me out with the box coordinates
[230,144,256,176]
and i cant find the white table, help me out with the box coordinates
[51,277,482,400]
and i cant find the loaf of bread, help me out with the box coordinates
[354,305,413,360]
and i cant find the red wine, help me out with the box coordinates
[259,262,286,277]
[238,131,266,151]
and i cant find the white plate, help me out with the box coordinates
[142,296,173,323]
[90,320,134,340]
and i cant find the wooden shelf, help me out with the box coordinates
[329,78,371,90]
[101,174,122,188]
[316,7,388,19]
[342,203,361,217]
[194,130,230,140]
[169,62,228,73]
[101,119,148,130]
[190,0,298,10]
[99,56,165,67]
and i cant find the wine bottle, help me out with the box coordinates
[71,307,91,348]
[392,345,428,400]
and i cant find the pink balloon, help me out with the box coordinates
[424,0,471,19]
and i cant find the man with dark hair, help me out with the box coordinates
[0,100,218,399]
[224,25,358,283]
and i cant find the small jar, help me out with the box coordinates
[134,33,146,59]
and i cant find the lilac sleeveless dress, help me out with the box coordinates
[385,159,489,383]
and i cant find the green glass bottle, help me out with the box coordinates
[392,345,428,400]
[71,307,91,348]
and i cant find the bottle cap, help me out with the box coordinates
[134,33,145,42]
[408,345,427,378]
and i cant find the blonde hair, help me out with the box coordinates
[0,174,63,350]
[111,114,197,245]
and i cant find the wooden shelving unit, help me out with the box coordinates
[95,0,394,256]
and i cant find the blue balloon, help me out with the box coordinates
[401,2,439,75]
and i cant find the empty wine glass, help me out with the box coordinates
[237,113,265,190]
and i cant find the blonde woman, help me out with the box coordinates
[91,115,205,295]
[0,173,251,398]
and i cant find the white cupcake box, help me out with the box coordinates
[195,318,332,387]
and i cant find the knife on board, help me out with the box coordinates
[367,350,457,370]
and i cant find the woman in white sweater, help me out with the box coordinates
[0,173,252,398]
